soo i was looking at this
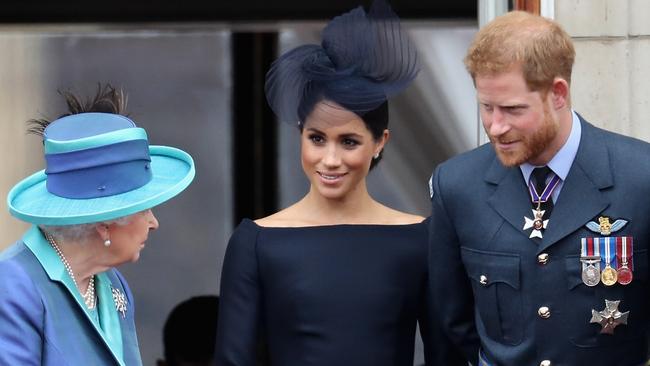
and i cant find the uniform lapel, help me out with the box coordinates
[485,155,534,244]
[484,119,613,252]
[539,120,612,252]
[104,271,142,366]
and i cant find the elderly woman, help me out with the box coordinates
[0,85,195,365]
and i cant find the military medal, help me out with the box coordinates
[616,236,634,285]
[580,237,601,287]
[601,266,617,286]
[600,237,618,286]
[523,208,547,239]
[590,299,629,335]
[522,172,560,239]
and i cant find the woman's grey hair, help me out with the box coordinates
[40,215,133,245]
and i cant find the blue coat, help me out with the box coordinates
[429,117,650,365]
[0,226,142,366]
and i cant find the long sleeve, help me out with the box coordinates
[419,217,471,366]
[419,266,469,365]
[428,165,480,364]
[215,220,262,366]
[0,259,44,366]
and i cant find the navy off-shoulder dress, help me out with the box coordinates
[215,218,463,366]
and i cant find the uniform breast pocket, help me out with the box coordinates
[461,246,523,345]
[565,249,649,348]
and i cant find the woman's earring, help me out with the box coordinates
[104,239,112,247]
[373,153,380,159]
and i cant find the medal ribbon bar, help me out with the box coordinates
[616,236,633,270]
[600,237,618,269]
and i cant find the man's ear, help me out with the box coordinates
[550,77,570,110]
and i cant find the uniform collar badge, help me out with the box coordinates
[585,216,628,236]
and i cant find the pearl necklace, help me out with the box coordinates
[44,233,96,309]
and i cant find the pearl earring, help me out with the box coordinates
[104,239,111,247]
[373,153,380,159]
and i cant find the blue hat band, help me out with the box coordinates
[45,139,152,199]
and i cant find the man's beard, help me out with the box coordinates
[490,106,559,167]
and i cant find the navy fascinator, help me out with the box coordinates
[265,0,420,126]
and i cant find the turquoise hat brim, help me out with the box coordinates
[7,145,195,226]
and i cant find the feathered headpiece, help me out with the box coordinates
[265,0,419,125]
[27,83,128,136]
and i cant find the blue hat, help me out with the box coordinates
[7,113,195,225]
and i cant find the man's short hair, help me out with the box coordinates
[464,11,576,93]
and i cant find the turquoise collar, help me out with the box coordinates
[23,226,125,365]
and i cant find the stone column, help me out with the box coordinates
[0,32,50,250]
[555,0,650,141]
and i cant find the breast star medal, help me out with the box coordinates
[111,286,128,318]
[590,299,629,335]
[523,172,560,239]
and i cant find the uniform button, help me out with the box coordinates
[538,253,549,264]
[538,306,551,319]
[479,275,488,286]
[540,360,551,366]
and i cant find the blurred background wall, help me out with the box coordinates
[555,0,650,141]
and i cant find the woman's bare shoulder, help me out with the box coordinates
[254,203,313,228]
[374,204,425,225]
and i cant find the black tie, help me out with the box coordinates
[531,166,554,218]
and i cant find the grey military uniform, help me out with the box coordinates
[429,116,650,366]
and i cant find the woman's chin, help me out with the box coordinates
[130,252,142,263]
